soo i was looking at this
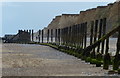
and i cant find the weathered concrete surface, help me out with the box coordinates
[47,14,79,29]
[33,2,120,42]
[2,43,108,76]
[45,2,120,37]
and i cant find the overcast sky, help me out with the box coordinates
[0,1,116,37]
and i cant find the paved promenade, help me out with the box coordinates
[2,43,108,76]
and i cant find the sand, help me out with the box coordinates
[1,43,110,76]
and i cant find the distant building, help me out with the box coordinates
[4,30,31,43]
[4,35,15,42]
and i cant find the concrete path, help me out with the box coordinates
[2,43,108,76]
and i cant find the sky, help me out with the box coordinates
[0,0,117,37]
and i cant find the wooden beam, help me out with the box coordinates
[84,25,120,55]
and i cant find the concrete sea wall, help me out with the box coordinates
[46,2,120,36]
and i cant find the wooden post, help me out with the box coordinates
[69,26,72,45]
[63,28,65,44]
[47,29,49,43]
[65,27,68,45]
[90,21,94,45]
[73,26,75,45]
[81,23,84,48]
[75,25,77,46]
[38,30,41,43]
[84,22,87,48]
[59,29,61,44]
[76,24,78,46]
[72,26,74,45]
[29,30,31,41]
[61,29,63,44]
[55,29,57,43]
[62,28,65,44]
[71,26,73,45]
[70,27,72,45]
[73,25,75,46]
[101,18,106,54]
[105,38,109,54]
[82,23,84,48]
[93,20,99,53]
[97,19,103,52]
[51,29,53,43]
[32,29,34,42]
[42,29,44,43]
[73,25,76,46]
[29,30,31,34]
[116,30,120,55]
[79,24,81,46]
[76,25,78,46]
[58,29,60,44]
[66,27,68,45]
[64,28,66,44]
[68,27,70,45]
[116,0,119,50]
[69,27,71,46]
[80,24,82,47]
[77,24,80,46]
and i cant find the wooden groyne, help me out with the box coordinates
[36,17,120,71]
